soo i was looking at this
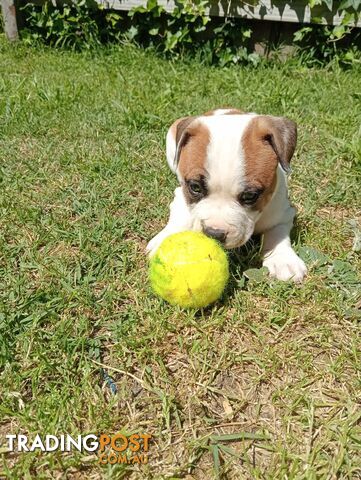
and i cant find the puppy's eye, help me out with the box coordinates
[239,190,260,205]
[188,180,203,195]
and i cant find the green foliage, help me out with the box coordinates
[128,0,211,52]
[126,0,258,65]
[22,0,123,49]
[20,0,361,64]
[293,0,361,64]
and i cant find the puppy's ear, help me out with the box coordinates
[166,116,197,172]
[261,116,297,173]
[174,116,199,167]
[175,116,196,145]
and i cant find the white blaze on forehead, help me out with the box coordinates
[199,114,257,196]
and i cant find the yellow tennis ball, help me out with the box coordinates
[149,231,229,308]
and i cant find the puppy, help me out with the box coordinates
[147,108,307,282]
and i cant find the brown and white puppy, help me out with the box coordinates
[146,108,307,282]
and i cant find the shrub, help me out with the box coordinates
[22,0,123,48]
[21,0,361,65]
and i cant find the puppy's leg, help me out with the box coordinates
[146,187,192,255]
[262,222,307,282]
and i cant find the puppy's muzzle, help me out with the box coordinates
[203,226,227,244]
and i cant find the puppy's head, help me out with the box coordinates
[168,109,297,249]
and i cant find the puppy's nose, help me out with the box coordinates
[203,226,227,243]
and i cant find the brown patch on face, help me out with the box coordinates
[203,108,244,116]
[177,122,210,178]
[176,121,210,204]
[242,116,281,211]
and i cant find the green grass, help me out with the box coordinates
[0,37,360,479]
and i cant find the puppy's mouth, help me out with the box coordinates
[223,236,249,250]
[201,230,252,250]
[222,226,255,249]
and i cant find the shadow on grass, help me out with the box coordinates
[196,218,309,313]
[223,235,263,304]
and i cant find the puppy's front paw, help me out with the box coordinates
[146,234,163,256]
[263,248,307,282]
[146,230,173,256]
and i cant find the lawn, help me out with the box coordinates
[0,37,360,479]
